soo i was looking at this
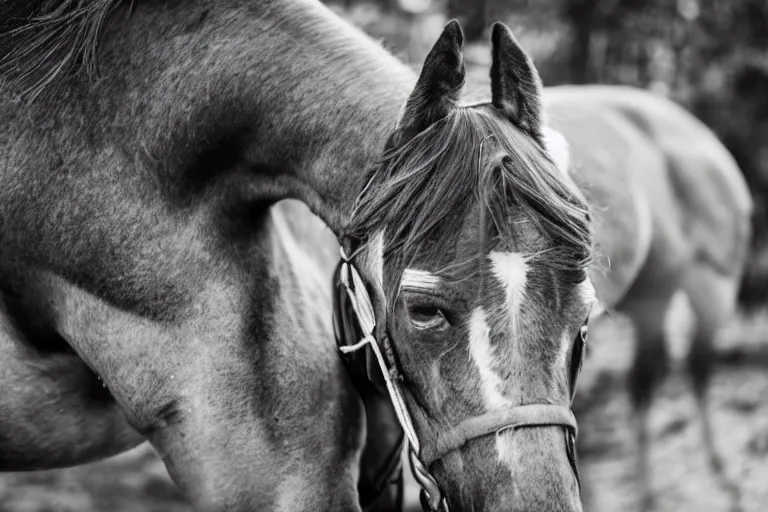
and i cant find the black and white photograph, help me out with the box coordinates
[0,0,766,511]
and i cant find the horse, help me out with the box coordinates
[541,86,752,510]
[0,1,750,512]
[0,1,596,511]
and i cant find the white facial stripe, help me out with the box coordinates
[579,279,597,305]
[401,268,443,291]
[580,279,606,320]
[553,281,598,375]
[489,251,529,335]
[558,330,572,373]
[467,308,508,410]
[468,308,520,471]
[366,231,384,288]
[495,429,520,474]
[542,126,571,175]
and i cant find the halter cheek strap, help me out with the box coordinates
[336,249,580,512]
[337,249,445,510]
[337,254,421,450]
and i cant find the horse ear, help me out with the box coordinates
[392,20,465,147]
[490,22,543,141]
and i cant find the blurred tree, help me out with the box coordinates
[545,0,768,305]
[446,0,486,41]
[561,0,597,83]
[446,0,533,41]
[325,0,768,304]
[338,0,397,10]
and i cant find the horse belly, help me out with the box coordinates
[0,311,144,470]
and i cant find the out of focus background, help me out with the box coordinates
[2,1,768,511]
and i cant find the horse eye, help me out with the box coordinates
[408,305,448,330]
[569,321,589,396]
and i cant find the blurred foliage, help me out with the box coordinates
[327,0,768,305]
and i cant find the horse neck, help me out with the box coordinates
[74,0,416,236]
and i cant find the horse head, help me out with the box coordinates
[338,21,596,512]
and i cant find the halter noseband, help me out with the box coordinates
[333,247,581,511]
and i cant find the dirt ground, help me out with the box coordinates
[571,306,768,512]
[1,304,766,512]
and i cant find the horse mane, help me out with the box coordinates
[345,105,593,302]
[0,0,123,100]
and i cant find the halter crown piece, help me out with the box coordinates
[333,247,582,512]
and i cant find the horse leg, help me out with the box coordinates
[683,265,742,512]
[619,292,674,512]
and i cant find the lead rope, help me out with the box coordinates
[337,248,447,511]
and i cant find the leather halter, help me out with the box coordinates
[333,247,582,511]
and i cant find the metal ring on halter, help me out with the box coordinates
[409,447,448,512]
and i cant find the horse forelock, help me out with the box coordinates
[0,0,123,101]
[345,105,594,304]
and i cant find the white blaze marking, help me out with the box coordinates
[489,251,529,335]
[467,308,507,410]
[554,280,600,369]
[365,231,384,288]
[580,279,606,320]
[487,252,529,470]
[580,279,597,305]
[401,268,443,291]
[542,126,571,175]
[467,307,519,471]
[557,330,572,372]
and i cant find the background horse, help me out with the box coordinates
[542,86,752,511]
[0,0,596,511]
